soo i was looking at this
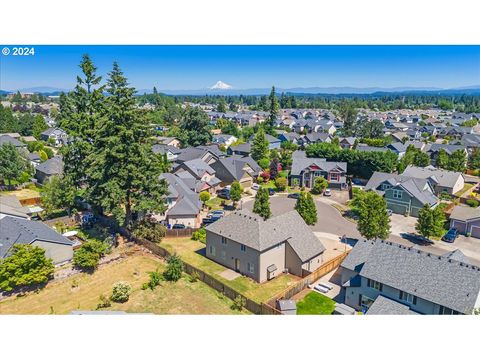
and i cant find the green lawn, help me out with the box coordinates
[161,237,298,303]
[0,255,249,315]
[296,291,336,315]
[455,183,474,197]
[205,196,232,210]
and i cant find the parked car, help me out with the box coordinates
[172,224,186,229]
[288,192,301,199]
[442,228,458,243]
[208,210,225,217]
[323,188,332,196]
[251,183,260,191]
[217,189,231,200]
[268,188,275,196]
[202,215,222,226]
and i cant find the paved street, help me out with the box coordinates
[242,193,480,265]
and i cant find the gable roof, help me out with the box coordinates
[342,240,480,314]
[179,159,216,178]
[0,134,26,148]
[449,205,480,222]
[0,216,73,258]
[290,151,347,176]
[205,210,326,262]
[0,195,29,219]
[402,165,464,189]
[159,173,201,216]
[366,295,417,315]
[35,156,64,176]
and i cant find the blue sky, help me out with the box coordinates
[1,45,479,91]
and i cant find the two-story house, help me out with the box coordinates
[288,151,347,189]
[365,172,439,217]
[340,239,480,315]
[205,211,326,282]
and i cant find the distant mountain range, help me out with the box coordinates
[2,85,480,97]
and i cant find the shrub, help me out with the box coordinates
[257,176,264,184]
[189,271,200,283]
[260,171,270,182]
[466,199,479,208]
[110,281,132,303]
[231,295,246,311]
[96,294,111,309]
[131,219,166,243]
[199,191,211,204]
[191,228,206,242]
[73,239,107,270]
[275,177,287,191]
[163,254,184,282]
[258,158,270,170]
[143,270,163,290]
[311,177,329,195]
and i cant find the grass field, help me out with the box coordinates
[205,196,232,210]
[0,255,249,315]
[161,237,298,303]
[296,291,336,315]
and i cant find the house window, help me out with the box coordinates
[393,189,402,199]
[360,295,375,311]
[221,237,228,245]
[439,306,460,315]
[220,250,226,260]
[381,183,392,190]
[330,173,339,181]
[209,246,216,256]
[399,291,416,304]
[240,244,246,252]
[313,171,322,177]
[367,279,383,291]
[247,263,254,274]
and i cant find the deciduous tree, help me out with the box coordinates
[355,191,390,240]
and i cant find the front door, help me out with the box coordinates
[235,258,240,272]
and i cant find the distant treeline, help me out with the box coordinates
[136,91,480,113]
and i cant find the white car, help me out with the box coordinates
[323,188,332,196]
[251,183,260,191]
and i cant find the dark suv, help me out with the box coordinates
[442,228,458,243]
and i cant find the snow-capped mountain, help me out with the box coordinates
[210,81,232,90]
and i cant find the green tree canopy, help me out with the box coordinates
[415,204,446,240]
[355,191,390,240]
[230,181,242,205]
[40,176,77,216]
[295,191,317,225]
[0,244,54,292]
[179,107,212,146]
[0,143,30,186]
[251,127,269,161]
[252,186,271,220]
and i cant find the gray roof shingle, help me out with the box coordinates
[206,210,326,262]
[366,295,417,315]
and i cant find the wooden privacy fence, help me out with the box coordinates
[165,228,196,238]
[134,236,281,315]
[265,250,351,308]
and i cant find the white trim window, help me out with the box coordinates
[393,189,403,199]
[240,244,246,253]
[247,262,254,274]
[367,279,383,291]
[381,183,392,190]
[330,173,339,181]
[209,245,216,256]
[399,291,416,304]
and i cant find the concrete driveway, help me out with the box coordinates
[389,213,417,237]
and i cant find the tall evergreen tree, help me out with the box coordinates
[87,62,167,226]
[57,54,105,187]
[251,127,269,161]
[446,150,467,172]
[295,192,317,225]
[339,103,357,136]
[252,187,271,220]
[0,144,29,186]
[266,86,279,128]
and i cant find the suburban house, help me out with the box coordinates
[288,150,348,189]
[205,211,326,282]
[0,134,27,149]
[0,195,30,220]
[212,134,238,148]
[174,146,220,166]
[338,137,357,149]
[172,159,222,194]
[210,157,258,188]
[278,132,301,144]
[0,216,74,264]
[340,239,480,315]
[401,165,465,195]
[153,136,181,148]
[298,132,331,147]
[449,206,480,239]
[425,144,468,166]
[248,133,281,150]
[40,127,68,146]
[365,172,439,217]
[152,144,182,161]
[387,142,408,159]
[227,142,251,156]
[158,173,202,228]
[35,156,64,184]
